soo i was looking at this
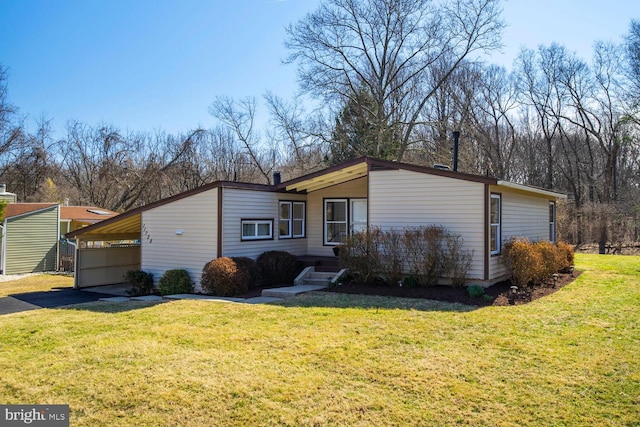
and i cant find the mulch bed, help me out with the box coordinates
[324,271,581,307]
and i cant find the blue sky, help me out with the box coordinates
[0,0,637,139]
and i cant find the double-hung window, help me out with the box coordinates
[279,201,305,239]
[324,199,348,245]
[241,219,273,241]
[490,193,501,255]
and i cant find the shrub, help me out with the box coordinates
[467,285,485,298]
[378,228,405,286]
[339,228,383,285]
[503,239,574,287]
[404,226,447,286]
[201,257,248,296]
[555,241,575,272]
[442,232,474,287]
[231,257,260,288]
[503,239,543,287]
[339,226,473,287]
[533,241,558,282]
[158,269,192,295]
[256,251,299,286]
[124,269,154,296]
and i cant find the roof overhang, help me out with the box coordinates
[66,212,141,241]
[497,181,567,199]
[281,160,369,193]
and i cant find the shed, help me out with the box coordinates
[1,203,60,275]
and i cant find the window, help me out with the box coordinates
[279,201,305,239]
[241,219,273,241]
[490,194,501,255]
[549,201,556,242]
[324,199,348,245]
[350,199,367,234]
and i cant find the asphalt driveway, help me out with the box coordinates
[0,287,116,315]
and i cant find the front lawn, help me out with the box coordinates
[0,254,638,426]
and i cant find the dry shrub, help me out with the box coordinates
[503,239,543,288]
[231,257,261,288]
[340,226,473,287]
[555,241,575,272]
[534,241,558,282]
[339,228,383,285]
[405,226,447,286]
[201,257,248,296]
[256,251,299,286]
[443,233,474,287]
[378,228,405,285]
[504,239,575,287]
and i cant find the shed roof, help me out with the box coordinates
[66,157,566,240]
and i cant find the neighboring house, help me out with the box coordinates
[0,184,17,203]
[67,157,566,290]
[60,206,118,235]
[1,203,60,275]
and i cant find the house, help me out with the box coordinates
[66,157,566,290]
[0,198,119,275]
[60,205,118,236]
[1,203,60,275]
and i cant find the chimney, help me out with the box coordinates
[0,184,5,194]
[273,171,281,186]
[452,131,460,172]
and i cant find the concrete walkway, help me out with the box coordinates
[95,284,329,304]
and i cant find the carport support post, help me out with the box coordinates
[71,238,79,289]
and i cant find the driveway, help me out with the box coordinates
[0,287,117,315]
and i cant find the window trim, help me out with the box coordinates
[279,201,306,239]
[241,219,273,241]
[549,201,556,243]
[490,193,502,255]
[324,198,349,246]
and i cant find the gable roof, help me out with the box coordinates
[60,206,118,222]
[3,203,58,220]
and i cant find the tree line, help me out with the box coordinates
[1,0,638,251]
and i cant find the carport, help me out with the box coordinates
[65,211,142,289]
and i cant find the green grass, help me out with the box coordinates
[0,254,638,426]
[0,274,73,297]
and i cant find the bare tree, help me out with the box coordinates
[0,65,23,170]
[210,96,274,184]
[285,0,504,161]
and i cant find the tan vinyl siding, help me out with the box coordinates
[141,189,218,291]
[368,169,485,280]
[490,187,554,279]
[5,206,59,274]
[222,188,307,259]
[306,177,368,257]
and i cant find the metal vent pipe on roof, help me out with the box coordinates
[452,131,460,172]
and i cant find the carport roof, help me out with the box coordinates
[65,180,275,240]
